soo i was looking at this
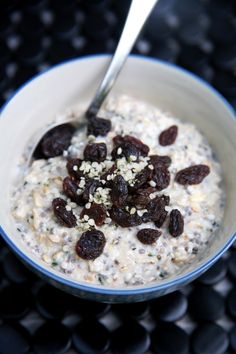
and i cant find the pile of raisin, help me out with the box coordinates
[49,115,211,260]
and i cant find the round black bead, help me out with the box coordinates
[227,287,236,318]
[52,14,78,40]
[151,291,187,322]
[113,301,149,320]
[0,284,32,319]
[72,319,110,354]
[198,259,227,285]
[0,323,31,354]
[111,320,150,354]
[230,325,236,352]
[188,285,224,321]
[3,251,34,283]
[71,297,110,318]
[151,323,189,354]
[191,323,229,354]
[33,321,71,354]
[214,44,236,71]
[17,40,45,66]
[213,70,236,97]
[228,251,236,281]
[35,284,71,319]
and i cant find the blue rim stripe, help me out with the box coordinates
[1,54,236,296]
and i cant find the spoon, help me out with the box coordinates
[31,0,158,162]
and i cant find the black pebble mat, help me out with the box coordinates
[1,0,236,353]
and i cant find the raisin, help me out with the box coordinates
[154,210,168,228]
[40,124,75,158]
[113,135,149,156]
[66,158,84,179]
[175,164,210,185]
[137,228,162,244]
[63,177,84,206]
[52,198,76,227]
[160,195,170,206]
[169,209,184,237]
[152,167,170,191]
[87,116,111,137]
[130,167,153,191]
[142,196,167,224]
[83,178,101,202]
[128,187,156,209]
[75,230,106,260]
[111,175,128,207]
[159,125,178,146]
[111,142,141,160]
[100,164,116,187]
[80,203,106,226]
[110,206,142,227]
[84,143,107,162]
[149,155,171,169]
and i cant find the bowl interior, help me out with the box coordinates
[0,55,236,292]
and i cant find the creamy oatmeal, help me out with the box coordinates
[11,95,224,286]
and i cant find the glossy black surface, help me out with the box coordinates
[111,320,150,354]
[33,321,71,354]
[72,319,110,354]
[36,284,70,319]
[230,325,236,352]
[198,258,227,285]
[188,285,225,321]
[3,251,34,283]
[191,323,229,354]
[151,291,187,322]
[0,284,32,320]
[227,288,236,319]
[0,323,31,354]
[228,252,236,281]
[151,323,189,354]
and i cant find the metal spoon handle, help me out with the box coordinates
[86,0,158,117]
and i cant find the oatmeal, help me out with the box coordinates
[11,95,224,286]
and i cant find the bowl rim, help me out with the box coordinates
[1,53,236,296]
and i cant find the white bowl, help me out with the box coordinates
[0,55,236,302]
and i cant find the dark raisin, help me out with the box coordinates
[75,230,106,260]
[128,187,156,208]
[113,135,149,156]
[84,143,107,162]
[110,206,142,227]
[80,203,106,226]
[111,175,128,207]
[149,155,171,168]
[111,142,141,160]
[142,196,167,224]
[169,209,184,237]
[160,195,170,206]
[130,167,153,191]
[83,179,101,202]
[39,124,75,158]
[63,177,84,206]
[137,228,162,244]
[52,198,76,227]
[154,209,168,228]
[87,116,111,137]
[159,125,178,146]
[175,164,210,185]
[100,164,116,187]
[66,158,84,179]
[152,167,170,191]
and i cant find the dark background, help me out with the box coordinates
[0,0,236,353]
